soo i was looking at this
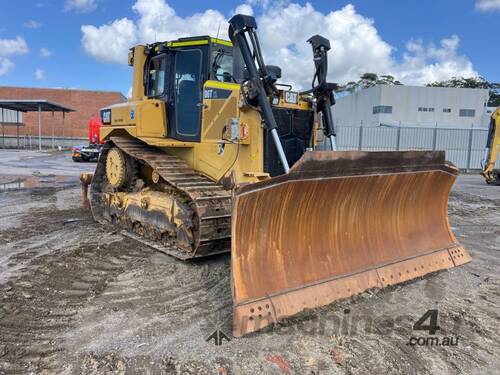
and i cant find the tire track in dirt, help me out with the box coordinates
[1,179,499,374]
[0,204,150,374]
[64,252,233,359]
[1,187,234,374]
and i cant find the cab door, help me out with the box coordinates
[167,48,204,142]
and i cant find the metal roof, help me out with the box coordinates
[0,100,75,112]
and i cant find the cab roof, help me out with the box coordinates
[149,36,232,53]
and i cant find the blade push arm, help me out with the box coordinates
[228,14,291,173]
[482,107,500,184]
[306,35,338,151]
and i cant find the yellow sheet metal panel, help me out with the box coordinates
[100,126,137,140]
[202,97,238,140]
[194,81,265,185]
[167,40,209,47]
[204,80,241,91]
[136,99,167,138]
[131,46,147,100]
[274,90,313,111]
[162,38,232,48]
[107,102,137,126]
[102,99,166,141]
[138,138,194,148]
[211,38,233,47]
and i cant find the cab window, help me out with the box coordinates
[211,49,234,82]
[146,54,167,97]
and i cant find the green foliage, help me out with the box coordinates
[336,73,402,94]
[336,74,500,108]
[426,76,500,107]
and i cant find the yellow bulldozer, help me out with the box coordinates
[482,107,500,185]
[83,15,470,336]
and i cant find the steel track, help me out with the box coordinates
[90,137,232,259]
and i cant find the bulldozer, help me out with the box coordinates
[482,107,500,185]
[84,15,470,336]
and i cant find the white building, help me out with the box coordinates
[332,85,490,128]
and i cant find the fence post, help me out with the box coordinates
[16,110,20,149]
[466,127,474,173]
[358,126,363,151]
[51,111,55,150]
[432,124,437,150]
[1,108,4,149]
[396,125,401,151]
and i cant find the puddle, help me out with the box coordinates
[0,175,79,192]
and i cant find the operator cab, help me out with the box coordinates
[139,36,312,177]
[143,36,244,142]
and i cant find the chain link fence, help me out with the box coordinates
[1,123,496,171]
[1,135,87,150]
[323,126,494,171]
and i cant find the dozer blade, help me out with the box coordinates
[231,150,470,336]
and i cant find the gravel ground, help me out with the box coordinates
[0,150,498,374]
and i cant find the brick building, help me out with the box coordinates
[0,87,125,138]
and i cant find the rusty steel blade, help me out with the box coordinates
[231,151,470,337]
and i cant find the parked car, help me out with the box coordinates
[72,117,103,162]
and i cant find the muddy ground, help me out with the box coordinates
[0,150,498,374]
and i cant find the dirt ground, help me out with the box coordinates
[0,150,498,375]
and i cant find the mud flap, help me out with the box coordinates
[231,151,471,337]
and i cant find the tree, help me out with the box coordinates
[337,73,402,94]
[426,76,500,107]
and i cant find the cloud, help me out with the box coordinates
[65,0,97,14]
[81,0,227,64]
[0,36,29,57]
[131,0,227,44]
[233,3,253,16]
[0,37,29,76]
[35,69,45,80]
[475,0,500,12]
[40,47,52,58]
[256,3,394,88]
[80,1,478,87]
[393,35,477,85]
[81,18,137,64]
[24,20,43,28]
[0,58,14,76]
[254,3,477,87]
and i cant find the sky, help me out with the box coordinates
[0,0,498,97]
